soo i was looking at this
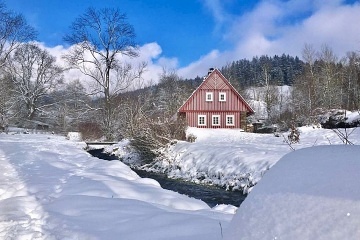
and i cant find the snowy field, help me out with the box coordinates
[0,133,235,240]
[132,126,360,193]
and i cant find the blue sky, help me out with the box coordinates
[4,0,232,67]
[3,0,360,81]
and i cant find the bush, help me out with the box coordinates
[78,122,103,140]
[187,133,197,142]
[130,117,187,161]
[288,126,300,144]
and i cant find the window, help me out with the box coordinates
[212,115,220,126]
[226,115,235,126]
[219,92,226,102]
[198,115,206,126]
[206,92,213,101]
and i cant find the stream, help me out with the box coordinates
[88,149,246,207]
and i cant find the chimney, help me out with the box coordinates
[207,67,215,76]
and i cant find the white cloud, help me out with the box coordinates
[37,41,179,90]
[36,42,86,85]
[131,43,179,85]
[178,50,221,78]
[201,0,228,33]
[201,0,226,23]
[178,0,360,79]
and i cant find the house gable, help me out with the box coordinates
[178,69,254,114]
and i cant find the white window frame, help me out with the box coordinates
[212,115,220,126]
[219,92,226,102]
[198,115,206,126]
[206,92,213,102]
[226,115,235,126]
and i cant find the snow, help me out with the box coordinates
[104,139,140,164]
[317,109,360,127]
[346,110,360,123]
[246,85,292,120]
[1,126,359,239]
[224,145,360,240]
[140,126,360,193]
[0,133,234,239]
[66,131,82,141]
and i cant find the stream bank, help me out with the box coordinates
[87,148,246,207]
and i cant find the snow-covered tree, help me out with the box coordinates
[49,79,91,133]
[0,72,15,129]
[0,2,36,127]
[5,43,63,121]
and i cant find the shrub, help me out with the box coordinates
[288,126,300,144]
[187,133,197,142]
[78,122,103,140]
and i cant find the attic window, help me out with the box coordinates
[206,92,213,102]
[219,92,226,102]
[198,115,206,126]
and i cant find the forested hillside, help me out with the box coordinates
[220,54,304,87]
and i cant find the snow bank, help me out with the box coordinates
[319,109,360,128]
[0,133,233,240]
[225,145,360,240]
[142,127,360,193]
[103,139,140,164]
[347,111,360,123]
[66,131,82,141]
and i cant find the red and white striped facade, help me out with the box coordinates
[178,69,254,129]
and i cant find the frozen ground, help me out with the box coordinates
[121,126,360,193]
[0,133,235,240]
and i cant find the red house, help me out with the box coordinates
[178,68,254,129]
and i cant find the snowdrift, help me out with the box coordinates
[225,145,360,240]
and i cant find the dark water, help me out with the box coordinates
[87,149,246,207]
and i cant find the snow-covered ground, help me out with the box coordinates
[0,133,235,240]
[127,126,360,193]
[225,145,360,240]
[1,126,360,239]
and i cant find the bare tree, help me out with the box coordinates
[115,71,189,160]
[343,52,360,110]
[0,73,15,130]
[156,69,190,117]
[0,2,36,128]
[49,79,91,133]
[295,44,320,121]
[292,44,341,124]
[258,60,279,123]
[317,44,342,109]
[0,2,36,67]
[5,43,63,120]
[63,7,144,140]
